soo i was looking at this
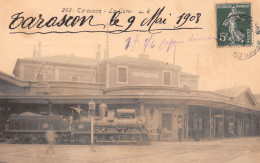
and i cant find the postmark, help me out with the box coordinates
[233,41,260,60]
[216,3,252,47]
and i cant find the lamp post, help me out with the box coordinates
[88,100,96,151]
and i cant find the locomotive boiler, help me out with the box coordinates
[73,103,150,144]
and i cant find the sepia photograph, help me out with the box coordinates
[0,0,260,162]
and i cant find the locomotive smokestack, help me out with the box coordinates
[140,103,145,116]
[99,103,108,119]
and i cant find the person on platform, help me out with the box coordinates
[178,127,182,142]
[162,128,168,142]
[157,126,161,142]
[45,130,55,154]
[69,115,73,131]
[230,127,234,137]
[177,115,183,142]
[194,127,200,142]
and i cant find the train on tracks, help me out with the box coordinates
[3,103,151,145]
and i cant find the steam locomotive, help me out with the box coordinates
[3,103,151,145]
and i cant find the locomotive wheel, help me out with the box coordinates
[30,136,42,144]
[145,135,152,145]
[109,135,115,141]
[94,136,98,143]
[55,136,62,144]
[19,137,26,144]
[13,135,19,143]
[130,135,136,144]
[135,135,142,145]
[86,136,91,145]
[79,135,90,145]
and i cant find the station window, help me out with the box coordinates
[70,76,80,82]
[117,66,128,84]
[163,71,171,86]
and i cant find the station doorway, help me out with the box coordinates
[161,113,172,141]
[213,115,224,138]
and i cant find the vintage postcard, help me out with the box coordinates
[0,0,260,162]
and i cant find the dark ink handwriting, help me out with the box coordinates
[176,13,201,28]
[9,12,106,29]
[9,7,203,35]
[140,6,167,33]
[110,11,123,27]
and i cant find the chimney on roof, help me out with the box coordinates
[33,46,36,57]
[96,44,101,61]
[104,23,109,60]
[33,41,42,58]
[139,53,149,60]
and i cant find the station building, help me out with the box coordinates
[0,46,259,141]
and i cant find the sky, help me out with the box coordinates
[0,0,260,94]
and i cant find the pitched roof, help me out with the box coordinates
[0,71,29,87]
[13,54,181,75]
[254,94,260,103]
[13,55,99,75]
[17,55,99,66]
[216,86,258,107]
[215,86,249,97]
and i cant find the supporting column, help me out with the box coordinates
[222,109,225,138]
[213,117,216,138]
[233,111,236,137]
[91,117,94,146]
[243,113,245,136]
[49,103,52,114]
[259,114,260,136]
[209,107,212,141]
[186,110,189,139]
[0,104,3,133]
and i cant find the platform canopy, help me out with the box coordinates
[0,84,259,114]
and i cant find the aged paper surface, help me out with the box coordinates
[0,0,260,163]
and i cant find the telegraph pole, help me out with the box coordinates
[106,24,109,59]
[88,100,96,152]
[173,45,176,64]
[104,23,109,59]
